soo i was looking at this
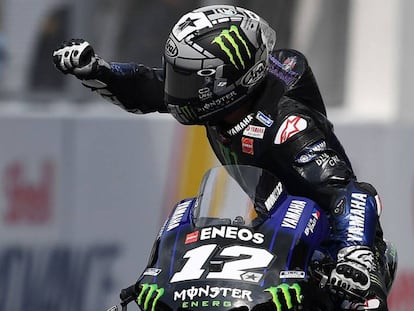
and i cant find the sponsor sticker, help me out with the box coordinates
[279,270,306,279]
[185,231,199,244]
[295,140,327,164]
[347,193,368,243]
[256,111,274,127]
[282,56,297,71]
[241,272,263,283]
[304,209,320,236]
[198,87,213,101]
[165,38,178,57]
[197,69,216,77]
[241,61,266,86]
[198,91,238,114]
[268,54,301,88]
[174,285,253,302]
[281,200,306,229]
[226,113,254,136]
[138,284,165,311]
[264,182,284,210]
[243,125,265,139]
[274,115,307,144]
[143,268,162,276]
[212,25,251,70]
[185,226,265,245]
[241,137,254,155]
[167,200,191,231]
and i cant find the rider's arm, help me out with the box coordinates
[52,39,167,114]
[84,62,167,114]
[270,97,380,247]
[269,98,388,307]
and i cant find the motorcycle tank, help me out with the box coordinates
[137,165,329,311]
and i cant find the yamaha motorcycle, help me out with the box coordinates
[106,165,355,311]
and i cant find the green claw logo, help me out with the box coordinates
[212,25,251,70]
[168,104,197,123]
[179,105,196,120]
[265,283,302,311]
[137,283,165,311]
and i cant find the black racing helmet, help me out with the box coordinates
[164,5,276,125]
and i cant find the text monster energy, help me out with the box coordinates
[137,283,165,311]
[212,26,251,69]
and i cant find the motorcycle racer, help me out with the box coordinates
[52,5,396,311]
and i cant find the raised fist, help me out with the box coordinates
[52,39,100,79]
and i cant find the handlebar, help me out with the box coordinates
[119,284,139,311]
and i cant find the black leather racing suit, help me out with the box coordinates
[82,48,389,306]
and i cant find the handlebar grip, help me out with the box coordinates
[120,284,138,305]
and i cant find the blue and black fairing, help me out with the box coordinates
[260,195,330,283]
[136,165,330,311]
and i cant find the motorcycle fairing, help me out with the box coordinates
[137,194,329,311]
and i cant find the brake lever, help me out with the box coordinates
[309,263,330,289]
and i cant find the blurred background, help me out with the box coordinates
[0,0,413,310]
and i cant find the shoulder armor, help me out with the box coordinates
[268,49,308,89]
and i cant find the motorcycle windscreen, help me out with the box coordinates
[193,165,283,227]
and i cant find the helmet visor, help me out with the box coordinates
[164,62,245,124]
[164,62,212,102]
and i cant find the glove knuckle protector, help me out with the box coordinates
[330,245,373,293]
[52,39,96,78]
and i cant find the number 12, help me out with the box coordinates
[170,244,274,283]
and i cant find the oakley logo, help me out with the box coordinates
[212,26,251,70]
[197,68,216,76]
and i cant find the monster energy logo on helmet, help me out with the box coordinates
[137,283,165,311]
[212,25,252,70]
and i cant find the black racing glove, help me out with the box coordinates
[330,246,388,311]
[330,246,373,295]
[265,283,303,311]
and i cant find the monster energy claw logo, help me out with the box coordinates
[137,283,165,311]
[212,25,251,70]
[179,105,197,121]
[169,104,197,123]
[265,283,302,311]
